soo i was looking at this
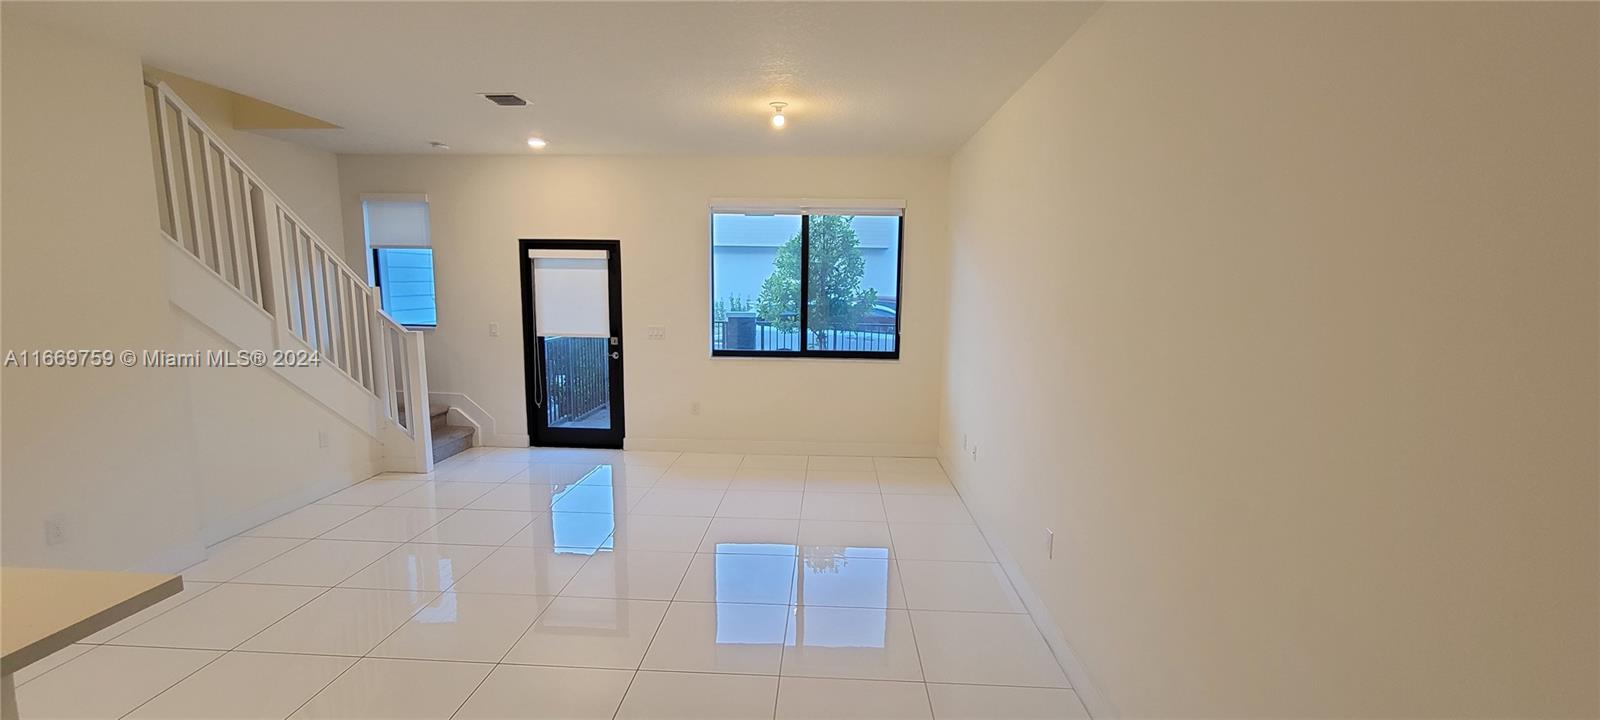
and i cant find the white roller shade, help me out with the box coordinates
[530,249,609,337]
[708,198,905,216]
[363,197,431,248]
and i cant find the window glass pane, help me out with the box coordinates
[711,213,801,352]
[805,215,898,353]
[375,247,437,327]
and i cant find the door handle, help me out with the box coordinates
[610,351,620,359]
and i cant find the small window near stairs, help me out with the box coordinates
[363,194,437,328]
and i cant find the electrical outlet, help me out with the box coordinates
[44,514,66,546]
[1046,528,1055,559]
[647,325,666,340]
[489,322,500,337]
[318,430,330,448]
[690,400,701,416]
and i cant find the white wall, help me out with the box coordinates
[177,317,377,545]
[1,16,202,570]
[941,3,1598,717]
[337,155,948,453]
[2,14,380,570]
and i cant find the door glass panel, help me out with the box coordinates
[541,336,612,430]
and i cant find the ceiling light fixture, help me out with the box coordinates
[526,137,548,150]
[429,141,450,150]
[769,102,788,129]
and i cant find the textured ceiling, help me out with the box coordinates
[10,1,1098,155]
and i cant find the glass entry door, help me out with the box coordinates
[520,240,624,448]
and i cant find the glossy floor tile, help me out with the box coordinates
[337,542,495,592]
[80,581,219,643]
[320,506,451,542]
[615,670,779,719]
[641,601,789,674]
[910,610,1070,688]
[107,583,322,650]
[178,535,303,581]
[925,683,1091,719]
[416,508,535,545]
[290,657,491,719]
[239,587,435,656]
[455,664,634,719]
[783,606,924,681]
[14,646,220,719]
[18,451,1082,719]
[124,651,354,719]
[234,538,402,586]
[243,503,372,538]
[370,591,551,662]
[383,480,498,509]
[777,677,933,719]
[897,559,1026,613]
[560,550,694,600]
[503,596,669,669]
[888,522,996,562]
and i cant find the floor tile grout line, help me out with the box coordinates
[66,453,961,718]
[291,482,540,720]
[114,576,354,720]
[610,515,709,720]
[134,514,451,720]
[445,477,603,720]
[939,470,1078,692]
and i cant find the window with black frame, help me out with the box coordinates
[710,206,902,358]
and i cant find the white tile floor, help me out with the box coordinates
[14,449,1090,719]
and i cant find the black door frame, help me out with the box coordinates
[519,239,625,449]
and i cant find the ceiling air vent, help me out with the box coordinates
[481,93,528,107]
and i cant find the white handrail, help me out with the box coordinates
[144,80,429,464]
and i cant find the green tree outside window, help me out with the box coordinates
[755,215,877,350]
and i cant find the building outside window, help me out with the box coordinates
[711,201,902,359]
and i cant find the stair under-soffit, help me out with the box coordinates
[430,403,473,463]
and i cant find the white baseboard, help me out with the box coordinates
[938,445,1117,719]
[483,433,531,447]
[626,436,937,457]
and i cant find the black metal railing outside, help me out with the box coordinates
[543,336,610,426]
[712,318,896,353]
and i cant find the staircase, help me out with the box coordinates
[144,79,433,473]
[430,404,474,463]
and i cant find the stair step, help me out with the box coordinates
[432,425,474,464]
[429,403,450,419]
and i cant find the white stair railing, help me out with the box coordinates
[144,80,431,471]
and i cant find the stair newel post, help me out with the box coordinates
[404,329,434,473]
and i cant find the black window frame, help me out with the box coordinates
[710,211,904,360]
[371,246,438,330]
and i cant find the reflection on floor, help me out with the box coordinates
[13,449,1090,719]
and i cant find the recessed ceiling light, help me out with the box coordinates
[527,137,548,150]
[429,141,450,150]
[770,102,788,129]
